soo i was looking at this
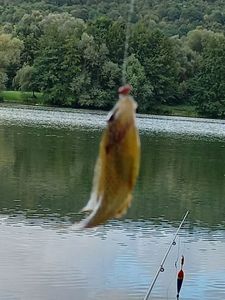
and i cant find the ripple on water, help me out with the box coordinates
[0,217,224,299]
[1,104,225,138]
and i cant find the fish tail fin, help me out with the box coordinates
[83,194,133,228]
[81,192,98,212]
[80,195,124,229]
[79,199,107,229]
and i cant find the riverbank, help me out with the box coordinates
[155,104,198,118]
[0,91,43,104]
[0,90,198,118]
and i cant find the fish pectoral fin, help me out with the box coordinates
[114,194,132,218]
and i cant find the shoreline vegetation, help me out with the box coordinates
[0,90,198,118]
[1,1,225,120]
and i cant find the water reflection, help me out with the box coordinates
[0,120,225,229]
[0,219,225,300]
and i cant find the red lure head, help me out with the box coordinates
[118,84,133,96]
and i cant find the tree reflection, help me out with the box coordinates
[0,124,225,229]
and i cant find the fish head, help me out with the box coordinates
[107,96,138,126]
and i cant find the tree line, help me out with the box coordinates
[1,0,225,117]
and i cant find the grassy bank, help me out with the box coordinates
[0,91,43,104]
[156,104,198,118]
[0,90,198,118]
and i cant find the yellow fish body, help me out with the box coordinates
[80,95,140,228]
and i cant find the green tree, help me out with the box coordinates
[72,32,120,108]
[0,33,23,89]
[190,34,225,117]
[186,28,220,53]
[14,65,37,97]
[88,16,126,64]
[33,14,85,105]
[15,10,44,65]
[125,54,153,112]
[130,25,179,106]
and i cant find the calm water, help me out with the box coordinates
[0,104,225,300]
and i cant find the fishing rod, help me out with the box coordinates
[143,210,189,300]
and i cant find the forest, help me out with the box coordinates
[1,0,225,117]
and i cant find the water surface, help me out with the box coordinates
[0,104,225,300]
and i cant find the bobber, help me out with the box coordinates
[177,255,184,299]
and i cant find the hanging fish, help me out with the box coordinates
[79,85,140,228]
[177,256,185,299]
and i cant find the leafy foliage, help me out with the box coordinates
[190,33,225,117]
[0,33,23,89]
[0,0,225,116]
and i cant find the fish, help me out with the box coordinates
[79,93,140,228]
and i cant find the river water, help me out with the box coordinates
[0,104,225,300]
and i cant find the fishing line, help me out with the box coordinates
[175,236,181,268]
[166,265,177,300]
[122,0,135,85]
[166,236,180,300]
